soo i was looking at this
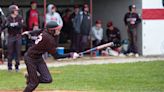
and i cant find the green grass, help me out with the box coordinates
[0,61,164,92]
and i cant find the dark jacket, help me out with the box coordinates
[106,27,121,47]
[80,12,91,36]
[124,12,141,29]
[73,11,91,35]
[6,15,24,36]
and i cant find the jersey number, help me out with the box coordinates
[35,33,43,44]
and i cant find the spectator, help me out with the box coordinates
[106,21,122,55]
[26,1,40,49]
[70,5,80,52]
[74,3,91,52]
[45,4,63,58]
[6,5,24,72]
[124,5,141,57]
[26,1,40,30]
[46,4,63,29]
[60,8,72,43]
[91,20,103,47]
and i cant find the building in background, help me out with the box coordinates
[0,0,164,56]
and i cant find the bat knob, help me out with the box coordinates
[77,53,83,58]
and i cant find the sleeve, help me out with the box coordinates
[28,29,43,35]
[19,16,24,28]
[135,13,141,25]
[72,13,81,33]
[124,13,128,26]
[91,27,96,40]
[116,28,121,41]
[48,47,71,59]
[106,29,110,42]
[100,28,103,41]
[95,32,101,41]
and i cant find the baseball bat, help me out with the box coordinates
[79,42,114,55]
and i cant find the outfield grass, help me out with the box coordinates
[0,61,164,92]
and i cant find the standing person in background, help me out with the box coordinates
[70,5,80,52]
[6,5,24,72]
[74,4,91,52]
[91,20,103,47]
[26,1,40,31]
[61,8,72,43]
[26,1,40,49]
[124,5,141,57]
[46,4,63,46]
[45,4,63,58]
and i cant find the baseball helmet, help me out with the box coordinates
[46,21,59,30]
[46,21,59,35]
[9,5,19,13]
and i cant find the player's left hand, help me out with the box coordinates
[22,31,29,35]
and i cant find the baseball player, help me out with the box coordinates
[23,21,79,92]
[124,5,141,57]
[5,5,24,72]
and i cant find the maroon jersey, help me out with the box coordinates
[27,31,57,59]
[124,12,141,29]
[6,15,23,36]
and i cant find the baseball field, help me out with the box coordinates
[0,60,164,92]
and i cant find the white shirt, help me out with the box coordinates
[91,26,103,41]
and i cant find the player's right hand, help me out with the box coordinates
[22,31,31,39]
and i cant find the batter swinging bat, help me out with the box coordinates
[79,42,114,55]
